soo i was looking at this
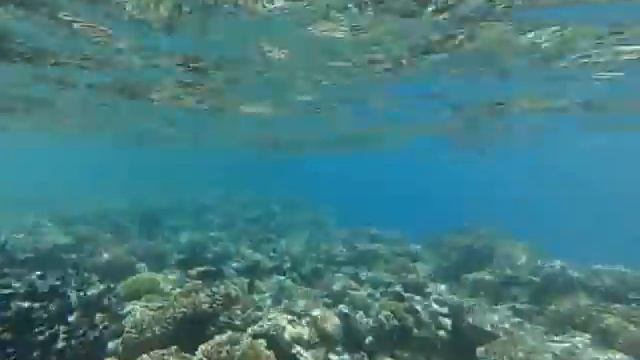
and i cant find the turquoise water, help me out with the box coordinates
[2,124,640,266]
[2,0,640,265]
[5,2,640,359]
[0,1,640,264]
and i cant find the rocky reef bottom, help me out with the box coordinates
[1,199,640,360]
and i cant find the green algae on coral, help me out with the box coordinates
[119,273,165,302]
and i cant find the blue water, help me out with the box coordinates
[2,122,639,266]
[2,0,640,268]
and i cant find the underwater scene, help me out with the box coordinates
[3,0,640,359]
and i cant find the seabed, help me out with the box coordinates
[1,199,640,360]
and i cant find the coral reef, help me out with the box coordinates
[196,332,276,360]
[136,347,194,360]
[118,273,166,302]
[0,268,119,360]
[117,280,226,360]
[1,200,640,360]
